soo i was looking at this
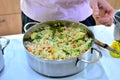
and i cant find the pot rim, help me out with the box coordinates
[23,20,95,62]
[24,46,92,62]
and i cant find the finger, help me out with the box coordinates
[97,17,113,26]
[103,21,112,26]
[90,0,99,16]
[99,21,111,26]
[100,0,115,17]
[97,17,109,23]
[105,18,113,26]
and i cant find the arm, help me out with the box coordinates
[90,0,115,26]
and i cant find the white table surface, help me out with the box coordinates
[0,24,120,80]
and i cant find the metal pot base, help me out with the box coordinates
[29,61,89,78]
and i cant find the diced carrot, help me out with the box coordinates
[48,49,54,54]
[72,43,76,47]
[52,56,55,60]
[39,50,43,53]
[85,48,88,51]
[47,46,51,49]
[27,47,33,53]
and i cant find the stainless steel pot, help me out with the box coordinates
[23,20,102,77]
[0,37,10,72]
[114,9,120,41]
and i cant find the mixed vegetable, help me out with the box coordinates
[25,25,93,60]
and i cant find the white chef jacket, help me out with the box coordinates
[20,0,93,22]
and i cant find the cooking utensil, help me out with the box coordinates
[23,20,102,77]
[114,9,120,41]
[94,39,120,54]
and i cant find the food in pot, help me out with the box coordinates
[109,41,120,58]
[25,25,93,60]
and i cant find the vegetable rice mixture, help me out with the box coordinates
[25,25,93,60]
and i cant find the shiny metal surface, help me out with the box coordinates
[0,37,10,72]
[114,9,120,41]
[23,20,102,77]
[94,39,120,54]
[106,46,120,54]
[0,50,4,72]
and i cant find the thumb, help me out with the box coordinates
[90,0,99,16]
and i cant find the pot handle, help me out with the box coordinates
[24,22,39,32]
[81,48,102,63]
[0,36,10,55]
[76,48,102,67]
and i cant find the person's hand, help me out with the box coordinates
[90,0,115,26]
